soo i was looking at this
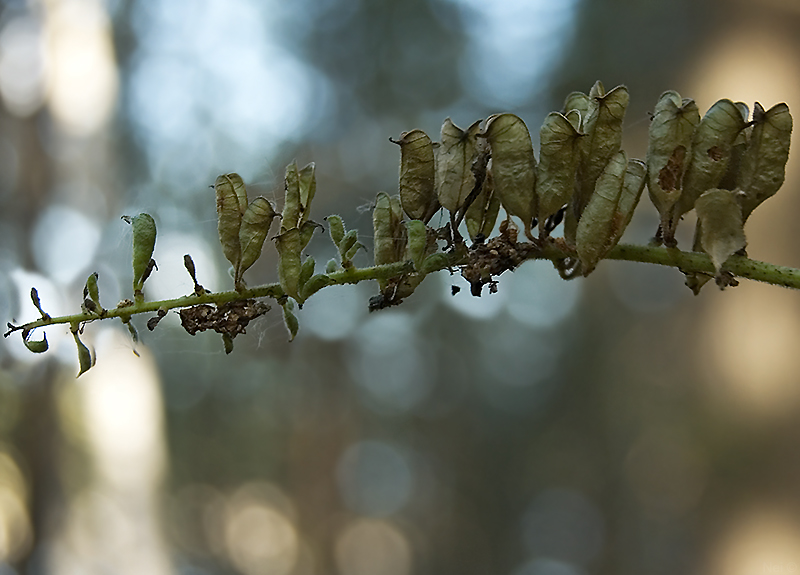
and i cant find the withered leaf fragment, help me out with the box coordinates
[674,99,747,220]
[391,130,439,222]
[694,188,746,275]
[436,118,481,215]
[646,91,700,237]
[537,110,582,233]
[576,152,646,274]
[480,113,538,239]
[737,102,793,220]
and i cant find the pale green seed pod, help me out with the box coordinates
[695,188,746,273]
[326,215,345,248]
[576,151,645,274]
[282,162,301,232]
[421,252,450,275]
[299,274,334,302]
[275,228,302,301]
[299,256,315,291]
[480,113,538,239]
[737,102,792,220]
[675,99,747,219]
[22,328,48,353]
[214,176,242,270]
[238,196,278,284]
[298,162,316,225]
[128,213,157,294]
[391,129,439,222]
[373,192,407,292]
[436,118,481,215]
[574,84,629,220]
[465,163,500,241]
[405,219,428,271]
[281,299,299,341]
[646,91,700,234]
[537,111,582,231]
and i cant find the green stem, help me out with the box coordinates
[6,243,800,338]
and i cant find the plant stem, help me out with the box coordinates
[6,243,800,338]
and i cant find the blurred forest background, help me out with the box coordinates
[2,0,800,573]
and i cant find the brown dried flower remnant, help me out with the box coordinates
[179,299,270,338]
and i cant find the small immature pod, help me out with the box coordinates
[694,188,746,274]
[645,90,700,233]
[576,152,645,274]
[537,111,582,232]
[299,256,315,291]
[326,215,346,248]
[71,325,94,377]
[436,118,482,215]
[480,113,538,239]
[574,84,629,218]
[338,229,359,260]
[674,99,747,219]
[84,272,101,309]
[238,196,278,282]
[129,213,157,288]
[281,299,299,341]
[214,176,242,269]
[326,258,338,273]
[737,102,792,220]
[298,162,317,225]
[391,129,439,222]
[282,162,301,233]
[275,227,302,301]
[404,219,428,271]
[299,273,334,301]
[22,328,48,353]
[344,240,365,262]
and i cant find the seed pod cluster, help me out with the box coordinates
[214,173,278,291]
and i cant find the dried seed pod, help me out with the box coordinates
[275,227,302,301]
[573,84,629,220]
[465,162,500,241]
[737,102,792,220]
[299,256,315,291]
[281,162,301,232]
[674,99,747,219]
[576,152,645,274]
[391,129,439,222]
[646,91,700,236]
[562,91,594,124]
[326,215,346,248]
[125,213,157,296]
[694,188,746,274]
[238,196,278,284]
[214,176,242,269]
[436,118,481,215]
[217,173,248,214]
[480,113,538,239]
[298,162,316,225]
[22,328,48,353]
[537,111,582,231]
[373,192,407,292]
[281,299,299,341]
